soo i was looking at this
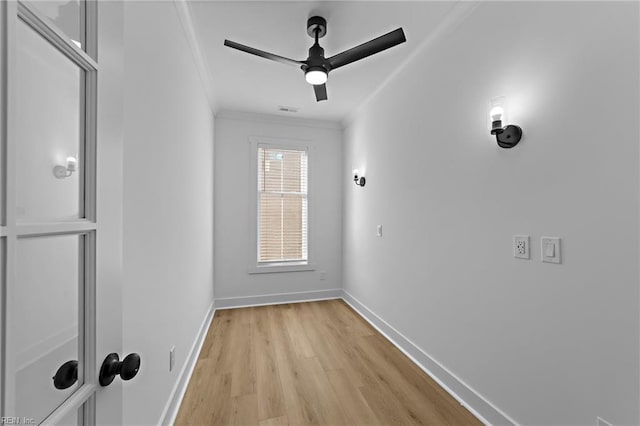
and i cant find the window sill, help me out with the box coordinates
[248,263,316,274]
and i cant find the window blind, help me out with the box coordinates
[257,146,308,263]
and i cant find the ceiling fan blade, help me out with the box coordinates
[314,83,328,102]
[224,40,304,67]
[328,28,406,70]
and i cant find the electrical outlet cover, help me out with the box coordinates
[513,235,530,259]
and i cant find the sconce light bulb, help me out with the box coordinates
[490,106,504,122]
[66,156,78,172]
[352,169,366,186]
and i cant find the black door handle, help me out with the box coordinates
[53,360,78,389]
[99,353,141,386]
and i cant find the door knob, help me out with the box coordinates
[53,360,78,389]
[99,353,141,386]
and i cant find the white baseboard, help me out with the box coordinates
[341,290,517,426]
[214,288,342,309]
[158,303,215,426]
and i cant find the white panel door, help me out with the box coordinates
[1,1,126,424]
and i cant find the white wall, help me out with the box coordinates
[343,2,639,425]
[122,2,214,424]
[214,112,342,303]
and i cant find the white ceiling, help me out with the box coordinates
[188,1,456,122]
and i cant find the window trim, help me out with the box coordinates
[248,137,315,274]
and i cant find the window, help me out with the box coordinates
[257,145,308,265]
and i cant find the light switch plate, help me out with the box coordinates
[377,225,383,237]
[541,237,561,264]
[513,235,530,259]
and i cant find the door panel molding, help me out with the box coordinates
[17,2,97,72]
[17,221,97,238]
[40,384,96,426]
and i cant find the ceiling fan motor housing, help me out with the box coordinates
[305,45,330,73]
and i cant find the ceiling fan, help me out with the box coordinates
[224,16,406,102]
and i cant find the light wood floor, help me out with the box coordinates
[175,300,481,425]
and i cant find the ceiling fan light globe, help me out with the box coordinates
[305,69,328,85]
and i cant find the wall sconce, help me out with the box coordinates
[489,97,522,149]
[53,156,78,179]
[353,169,366,187]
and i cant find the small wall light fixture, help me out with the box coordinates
[353,169,366,187]
[489,97,522,149]
[53,156,78,179]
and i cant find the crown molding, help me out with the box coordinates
[173,0,218,114]
[216,109,343,130]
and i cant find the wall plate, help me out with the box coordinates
[513,235,530,259]
[541,237,561,264]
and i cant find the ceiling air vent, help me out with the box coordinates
[278,106,298,113]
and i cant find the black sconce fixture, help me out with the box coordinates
[490,97,522,149]
[353,169,366,187]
